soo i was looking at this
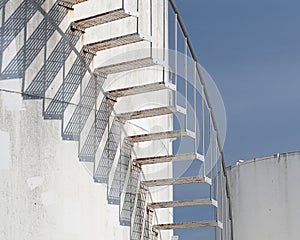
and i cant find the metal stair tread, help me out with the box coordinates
[142,176,211,187]
[128,130,188,143]
[85,33,145,52]
[149,198,217,209]
[134,153,204,165]
[107,82,167,98]
[153,221,220,230]
[73,8,132,29]
[62,0,87,5]
[116,106,177,120]
[96,57,155,74]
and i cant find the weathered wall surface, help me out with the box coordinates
[227,152,300,240]
[0,95,130,239]
[0,0,172,239]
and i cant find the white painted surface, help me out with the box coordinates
[0,79,23,111]
[0,0,172,240]
[0,130,11,170]
[27,176,45,190]
[41,191,58,206]
[227,152,300,240]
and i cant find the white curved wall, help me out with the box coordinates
[227,152,300,240]
[0,0,172,239]
[0,99,130,239]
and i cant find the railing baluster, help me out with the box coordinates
[136,0,139,33]
[150,0,152,58]
[202,87,205,176]
[194,61,197,153]
[174,13,177,106]
[184,37,187,131]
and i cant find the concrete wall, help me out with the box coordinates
[0,0,172,239]
[227,151,300,240]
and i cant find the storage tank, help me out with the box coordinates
[227,151,300,240]
[0,0,172,239]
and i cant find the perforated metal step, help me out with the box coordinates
[149,199,217,209]
[96,57,155,75]
[135,153,204,165]
[107,82,169,99]
[142,176,211,187]
[128,130,189,143]
[117,106,177,120]
[73,8,133,29]
[85,33,145,52]
[153,221,221,230]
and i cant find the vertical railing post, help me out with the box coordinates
[184,37,187,131]
[162,0,166,84]
[136,0,139,33]
[193,61,197,154]
[202,87,205,177]
[209,121,212,196]
[215,138,219,222]
[174,13,177,107]
[218,172,224,240]
[150,0,153,58]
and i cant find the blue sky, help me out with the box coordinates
[174,0,300,166]
[173,1,300,239]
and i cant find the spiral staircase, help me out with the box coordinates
[0,0,233,239]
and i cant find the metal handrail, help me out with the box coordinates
[168,1,234,239]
